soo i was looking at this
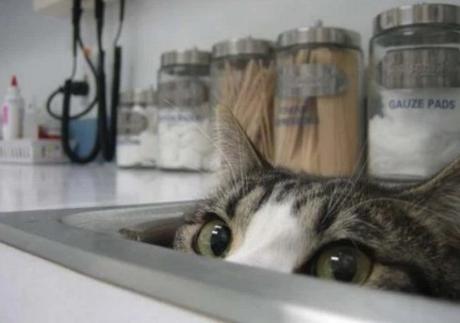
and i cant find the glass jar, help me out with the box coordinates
[368,3,460,182]
[211,37,275,160]
[274,22,364,176]
[157,48,214,171]
[139,88,158,167]
[116,90,148,168]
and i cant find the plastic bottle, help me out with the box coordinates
[2,75,25,140]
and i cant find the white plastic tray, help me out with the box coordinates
[0,139,68,163]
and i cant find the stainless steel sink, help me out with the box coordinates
[0,202,459,323]
[62,203,186,247]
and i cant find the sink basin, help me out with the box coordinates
[62,203,187,247]
[0,202,459,322]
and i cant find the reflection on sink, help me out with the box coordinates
[62,205,186,248]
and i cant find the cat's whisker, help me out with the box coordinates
[329,139,369,214]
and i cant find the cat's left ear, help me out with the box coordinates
[215,105,271,177]
[402,158,460,245]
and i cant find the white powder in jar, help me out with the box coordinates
[369,89,460,180]
[117,137,143,167]
[157,106,216,171]
[139,106,158,167]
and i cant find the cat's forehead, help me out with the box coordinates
[212,168,369,221]
[221,168,360,200]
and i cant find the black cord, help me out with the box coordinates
[107,46,121,161]
[47,0,125,163]
[70,54,77,79]
[47,91,98,121]
[108,0,125,160]
[60,32,104,164]
[95,0,104,49]
[72,0,82,57]
[46,35,99,121]
[114,0,125,46]
[78,37,98,77]
[46,87,64,119]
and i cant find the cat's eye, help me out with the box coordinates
[312,244,372,284]
[194,220,232,258]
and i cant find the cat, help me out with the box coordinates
[173,107,460,301]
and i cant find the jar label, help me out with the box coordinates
[158,107,208,123]
[117,136,141,145]
[275,97,318,126]
[117,110,148,135]
[379,47,460,89]
[276,64,347,98]
[368,88,460,180]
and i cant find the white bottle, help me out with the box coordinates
[2,75,25,140]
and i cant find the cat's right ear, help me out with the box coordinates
[215,105,271,178]
[401,158,460,246]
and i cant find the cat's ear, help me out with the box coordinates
[215,105,271,177]
[402,158,460,245]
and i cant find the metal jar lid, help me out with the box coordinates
[160,48,211,67]
[374,3,460,35]
[212,37,273,59]
[277,21,361,50]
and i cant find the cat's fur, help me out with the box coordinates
[174,107,460,301]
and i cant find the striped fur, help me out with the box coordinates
[174,107,460,301]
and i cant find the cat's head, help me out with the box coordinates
[174,107,460,301]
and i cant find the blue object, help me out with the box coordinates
[69,118,98,157]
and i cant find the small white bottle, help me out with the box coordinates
[2,75,25,140]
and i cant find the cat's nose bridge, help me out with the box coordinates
[225,200,307,273]
[226,241,300,273]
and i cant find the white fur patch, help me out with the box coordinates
[226,199,307,272]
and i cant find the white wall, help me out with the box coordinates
[0,0,72,104]
[0,0,458,106]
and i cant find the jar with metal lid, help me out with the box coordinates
[117,89,149,168]
[157,48,214,171]
[139,88,158,167]
[368,3,460,182]
[211,37,275,160]
[274,22,364,176]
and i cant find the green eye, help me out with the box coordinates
[194,220,232,258]
[313,244,372,284]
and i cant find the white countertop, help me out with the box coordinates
[0,163,216,323]
[0,164,216,212]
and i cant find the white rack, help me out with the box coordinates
[0,139,68,164]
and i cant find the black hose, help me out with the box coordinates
[59,34,103,164]
[46,87,64,119]
[97,50,110,159]
[46,0,125,164]
[114,0,125,46]
[46,36,98,121]
[106,46,122,161]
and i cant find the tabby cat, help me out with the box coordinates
[174,108,460,301]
